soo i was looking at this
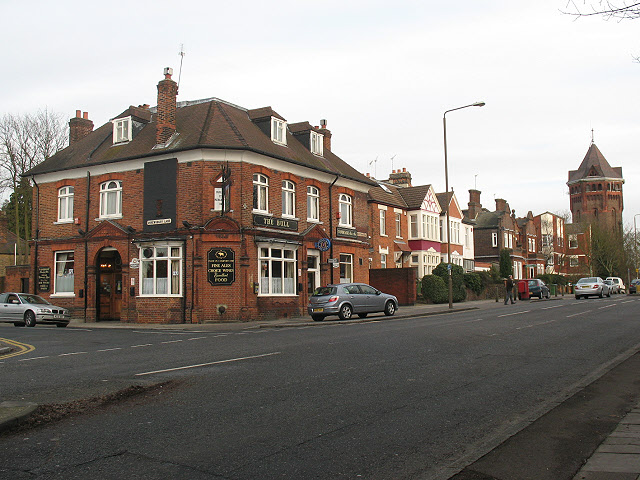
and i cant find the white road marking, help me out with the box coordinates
[567,310,592,318]
[131,344,153,348]
[542,305,563,310]
[498,310,530,318]
[599,304,616,309]
[97,347,122,352]
[19,356,50,362]
[59,352,87,356]
[135,352,282,376]
[161,340,183,344]
[187,337,207,341]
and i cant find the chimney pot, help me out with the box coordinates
[82,112,88,119]
[75,110,81,118]
[403,167,406,172]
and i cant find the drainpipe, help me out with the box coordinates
[328,174,339,284]
[31,176,40,295]
[83,171,90,322]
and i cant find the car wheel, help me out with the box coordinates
[607,290,611,297]
[357,313,368,319]
[56,323,68,328]
[575,295,581,300]
[311,315,324,322]
[338,304,353,320]
[384,301,396,316]
[599,290,603,298]
[24,311,36,327]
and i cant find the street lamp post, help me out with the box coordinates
[634,214,640,281]
[443,101,485,309]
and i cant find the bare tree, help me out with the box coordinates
[0,109,67,264]
[563,1,640,61]
[563,1,640,19]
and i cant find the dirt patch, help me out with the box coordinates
[1,381,179,436]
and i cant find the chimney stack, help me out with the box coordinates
[495,198,508,212]
[467,189,481,220]
[318,119,331,152]
[388,168,412,188]
[156,67,178,145]
[69,110,93,145]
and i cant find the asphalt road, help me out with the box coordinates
[1,295,639,479]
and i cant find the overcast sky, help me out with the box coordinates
[4,0,639,230]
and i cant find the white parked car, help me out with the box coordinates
[605,277,625,294]
[575,277,611,299]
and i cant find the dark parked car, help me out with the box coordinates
[574,277,611,299]
[0,292,70,327]
[630,279,640,294]
[527,279,550,299]
[308,283,398,321]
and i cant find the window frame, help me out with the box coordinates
[395,213,402,238]
[339,194,353,227]
[112,116,132,144]
[258,244,298,296]
[139,243,183,297]
[271,117,287,145]
[379,209,387,236]
[307,186,320,222]
[339,254,353,283]
[253,174,269,213]
[99,180,123,219]
[53,250,75,296]
[57,186,74,223]
[282,180,296,218]
[310,131,323,156]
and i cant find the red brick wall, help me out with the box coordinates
[369,267,416,306]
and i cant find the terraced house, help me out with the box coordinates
[24,68,377,323]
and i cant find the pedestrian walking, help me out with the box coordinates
[504,275,515,305]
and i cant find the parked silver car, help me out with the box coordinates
[574,277,611,299]
[308,283,399,321]
[0,293,70,327]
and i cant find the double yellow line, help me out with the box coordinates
[0,337,35,359]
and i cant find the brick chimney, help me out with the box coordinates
[467,189,481,220]
[495,198,508,212]
[318,119,331,152]
[388,167,412,188]
[69,110,93,145]
[156,67,178,145]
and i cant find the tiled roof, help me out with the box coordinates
[368,183,408,208]
[568,143,623,183]
[397,185,431,210]
[475,210,500,228]
[26,98,376,187]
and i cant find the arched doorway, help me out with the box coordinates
[97,248,123,321]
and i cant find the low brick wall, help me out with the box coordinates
[369,268,417,306]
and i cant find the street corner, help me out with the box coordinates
[0,401,39,433]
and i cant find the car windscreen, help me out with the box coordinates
[18,294,50,305]
[528,280,537,287]
[313,287,337,297]
[578,278,598,283]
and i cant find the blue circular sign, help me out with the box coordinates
[315,238,331,252]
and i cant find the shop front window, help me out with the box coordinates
[140,244,182,296]
[259,245,297,295]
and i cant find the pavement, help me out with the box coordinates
[2,294,640,479]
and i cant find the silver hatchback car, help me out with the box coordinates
[0,292,70,327]
[308,283,399,321]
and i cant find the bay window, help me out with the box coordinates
[140,244,182,296]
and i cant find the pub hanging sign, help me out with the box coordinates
[207,248,236,285]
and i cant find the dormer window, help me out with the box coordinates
[271,117,286,145]
[112,117,132,144]
[310,131,323,156]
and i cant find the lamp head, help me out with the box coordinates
[473,101,486,107]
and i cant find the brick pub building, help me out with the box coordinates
[25,68,377,323]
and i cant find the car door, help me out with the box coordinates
[343,285,365,313]
[1,294,24,323]
[359,284,385,312]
